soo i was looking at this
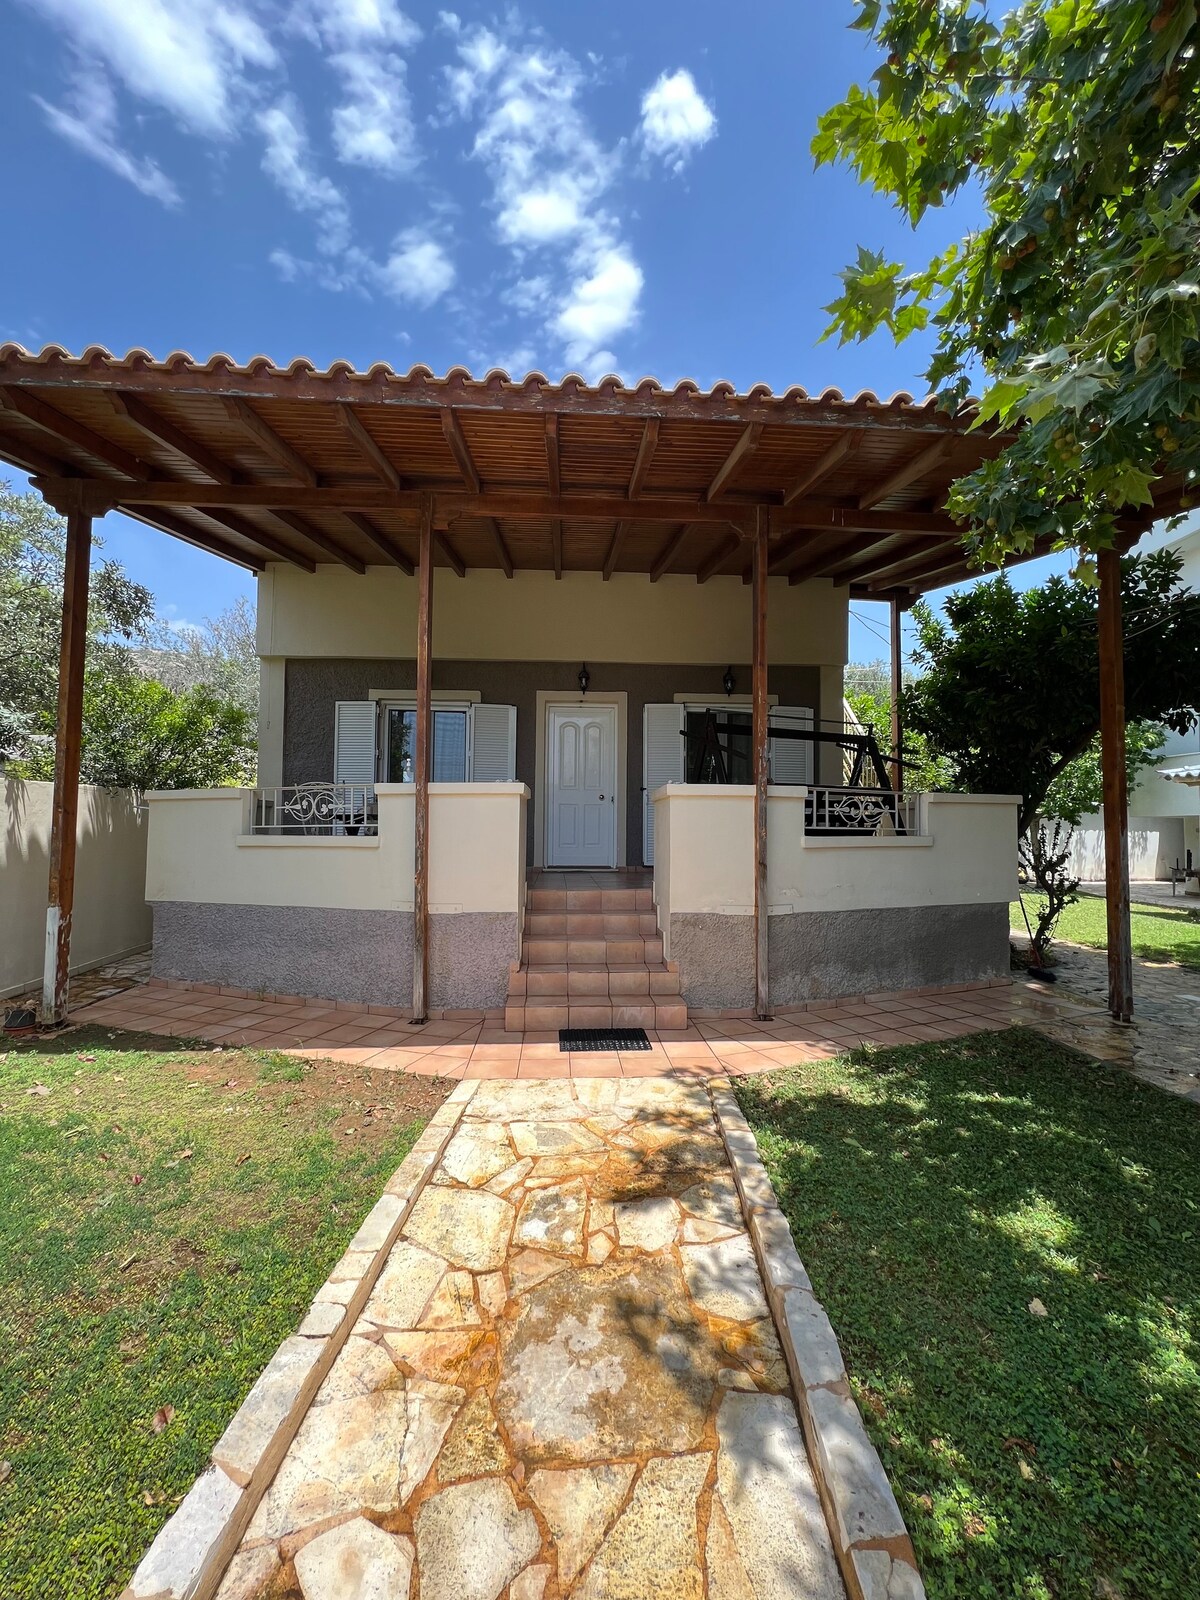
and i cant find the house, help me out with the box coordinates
[1064,516,1200,881]
[3,346,1172,1028]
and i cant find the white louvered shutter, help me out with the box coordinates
[642,704,686,865]
[770,706,814,785]
[333,701,378,788]
[470,704,517,780]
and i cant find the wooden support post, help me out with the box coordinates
[1098,547,1133,1022]
[889,591,904,793]
[412,495,434,1025]
[752,505,771,1021]
[41,507,92,1026]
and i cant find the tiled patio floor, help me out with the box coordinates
[70,979,1020,1080]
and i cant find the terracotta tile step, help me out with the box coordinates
[524,912,659,938]
[504,999,688,1034]
[522,937,665,966]
[526,888,653,914]
[508,964,682,1000]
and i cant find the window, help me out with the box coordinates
[382,706,469,783]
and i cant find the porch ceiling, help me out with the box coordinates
[0,344,1175,595]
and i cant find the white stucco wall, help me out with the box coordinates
[651,786,1019,923]
[2,778,152,998]
[144,783,529,915]
[256,565,849,667]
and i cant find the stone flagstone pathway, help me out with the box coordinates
[215,1076,847,1600]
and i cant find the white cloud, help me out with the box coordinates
[445,22,641,376]
[293,0,420,49]
[291,0,422,176]
[639,68,715,171]
[18,0,277,137]
[376,229,456,306]
[34,68,180,205]
[554,245,642,375]
[257,96,350,254]
[329,49,418,174]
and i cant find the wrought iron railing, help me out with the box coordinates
[249,784,377,836]
[804,786,918,837]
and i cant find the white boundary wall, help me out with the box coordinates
[651,785,1019,939]
[2,777,152,999]
[145,783,529,915]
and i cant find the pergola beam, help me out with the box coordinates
[441,408,481,493]
[861,536,977,590]
[889,591,907,791]
[0,425,76,479]
[435,531,466,578]
[858,435,953,511]
[782,430,861,505]
[628,418,660,498]
[650,524,690,582]
[111,391,236,482]
[342,510,414,573]
[0,385,145,477]
[122,507,266,572]
[545,414,561,495]
[49,478,970,544]
[336,406,405,491]
[412,495,434,1023]
[707,423,764,501]
[201,508,317,572]
[546,416,563,578]
[483,517,514,578]
[697,534,740,584]
[1098,546,1133,1022]
[269,510,367,573]
[602,521,628,581]
[222,398,317,486]
[751,505,771,1021]
[41,504,92,1025]
[787,530,866,586]
[826,531,945,587]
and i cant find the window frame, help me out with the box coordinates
[377,699,474,784]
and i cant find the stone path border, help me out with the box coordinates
[121,1072,925,1600]
[710,1079,925,1600]
[119,1081,479,1600]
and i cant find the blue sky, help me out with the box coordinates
[0,0,1071,659]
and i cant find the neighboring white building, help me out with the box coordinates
[1067,515,1200,880]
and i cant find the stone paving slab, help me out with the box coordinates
[216,1076,850,1600]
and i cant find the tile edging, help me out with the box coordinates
[707,1078,927,1600]
[119,1080,479,1600]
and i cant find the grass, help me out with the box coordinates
[736,1028,1200,1600]
[1011,893,1200,970]
[0,1024,449,1600]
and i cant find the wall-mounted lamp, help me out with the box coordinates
[578,663,591,696]
[722,666,737,697]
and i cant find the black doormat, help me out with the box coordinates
[559,1027,650,1052]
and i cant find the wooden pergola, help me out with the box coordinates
[0,344,1174,1027]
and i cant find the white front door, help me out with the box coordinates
[546,704,617,868]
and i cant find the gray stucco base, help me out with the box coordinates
[669,902,1010,1009]
[150,903,516,1010]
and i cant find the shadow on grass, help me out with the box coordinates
[736,1026,1200,1599]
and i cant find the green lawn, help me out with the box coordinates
[737,1029,1200,1600]
[0,1025,447,1600]
[1011,893,1200,969]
